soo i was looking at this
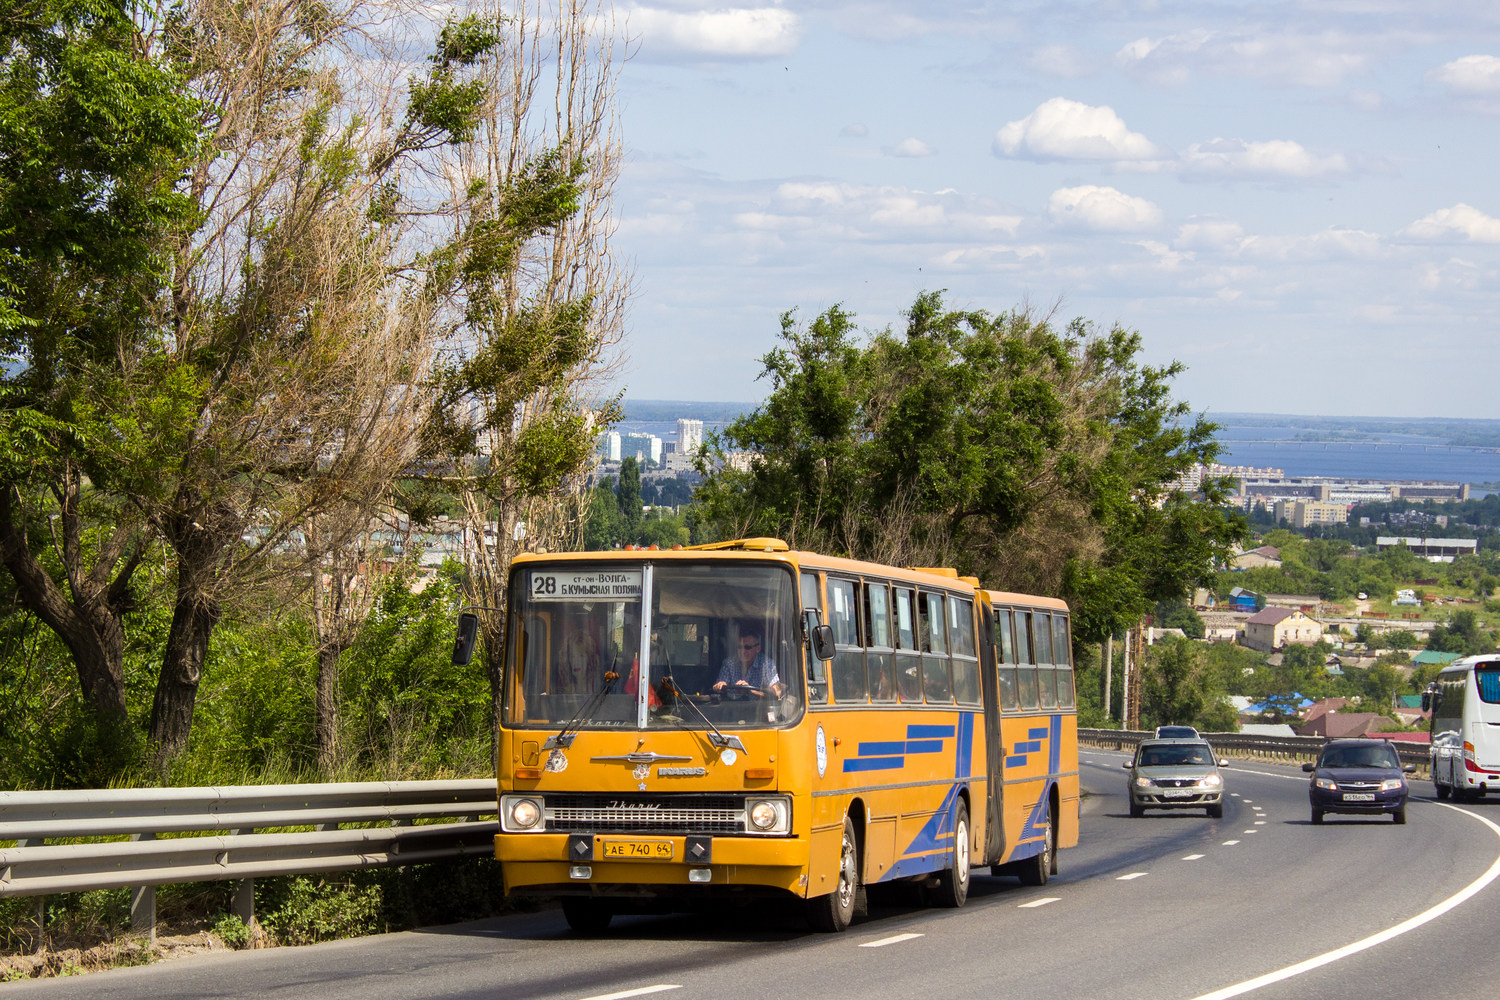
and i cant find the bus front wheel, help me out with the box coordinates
[807,817,859,932]
[561,897,613,935]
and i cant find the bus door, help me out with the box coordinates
[978,602,1005,866]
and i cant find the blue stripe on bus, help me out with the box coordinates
[1005,754,1029,768]
[858,741,908,756]
[1015,740,1041,754]
[843,756,906,772]
[908,724,956,739]
[1029,726,1050,740]
[905,739,944,754]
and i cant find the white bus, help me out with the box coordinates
[1425,654,1500,800]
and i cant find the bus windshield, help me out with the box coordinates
[506,560,800,731]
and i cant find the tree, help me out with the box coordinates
[0,0,200,724]
[421,0,629,720]
[694,293,1245,641]
[1427,610,1497,656]
[1156,602,1205,639]
[1248,642,1331,723]
[1140,636,1225,731]
[615,457,643,535]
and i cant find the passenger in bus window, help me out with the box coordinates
[714,622,784,698]
[555,626,600,694]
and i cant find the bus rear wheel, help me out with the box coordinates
[1017,801,1053,886]
[934,800,970,908]
[807,817,859,932]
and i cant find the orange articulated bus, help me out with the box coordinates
[456,538,1079,932]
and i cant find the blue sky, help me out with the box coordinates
[604,1,1500,419]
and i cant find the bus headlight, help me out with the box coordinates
[745,796,790,835]
[502,795,544,831]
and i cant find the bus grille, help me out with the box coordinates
[545,794,746,834]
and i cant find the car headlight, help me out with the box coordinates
[745,796,790,834]
[1198,774,1222,788]
[1314,778,1337,791]
[501,795,544,831]
[1380,778,1405,792]
[1134,776,1154,788]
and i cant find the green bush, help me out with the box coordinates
[261,877,380,946]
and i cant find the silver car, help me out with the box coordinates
[1125,739,1228,818]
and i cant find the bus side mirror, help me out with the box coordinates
[1421,684,1436,713]
[452,612,479,666]
[811,624,836,662]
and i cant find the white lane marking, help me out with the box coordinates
[580,987,682,1000]
[1243,830,1257,835]
[860,933,924,948]
[1182,854,1205,860]
[1254,821,1265,825]
[1222,840,1240,846]
[1018,897,1060,908]
[1118,872,1149,880]
[1187,803,1500,1000]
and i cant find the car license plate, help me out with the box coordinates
[1163,790,1192,799]
[601,839,674,860]
[1342,793,1375,802]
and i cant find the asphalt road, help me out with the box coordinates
[11,752,1500,1000]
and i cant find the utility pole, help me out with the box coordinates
[1103,635,1114,721]
[1125,621,1145,730]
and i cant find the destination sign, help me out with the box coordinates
[529,569,642,602]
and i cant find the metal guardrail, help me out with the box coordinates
[0,780,498,937]
[1078,729,1431,769]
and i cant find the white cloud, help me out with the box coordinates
[1175,218,1247,252]
[626,7,801,59]
[840,123,870,138]
[884,138,934,158]
[1238,228,1384,261]
[736,181,1023,240]
[993,98,1164,163]
[1047,185,1163,232]
[1401,204,1500,243]
[1180,138,1350,180]
[1115,28,1375,88]
[1431,55,1500,96]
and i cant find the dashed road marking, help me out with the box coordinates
[580,987,682,1000]
[1222,840,1240,846]
[1019,897,1060,908]
[860,932,924,948]
[1183,853,1205,860]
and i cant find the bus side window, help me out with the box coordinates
[1056,666,1076,709]
[995,609,1017,711]
[1032,613,1053,666]
[1052,614,1072,667]
[1014,610,1032,666]
[802,571,827,704]
[893,587,922,703]
[1016,664,1040,710]
[828,577,867,703]
[866,582,895,703]
[949,597,979,704]
[921,592,952,704]
[1037,664,1058,710]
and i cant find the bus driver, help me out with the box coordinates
[713,623,783,698]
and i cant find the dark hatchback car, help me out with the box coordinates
[1303,738,1416,824]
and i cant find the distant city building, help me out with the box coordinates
[599,431,621,462]
[1243,607,1325,652]
[620,432,662,467]
[1223,469,1469,508]
[676,418,703,456]
[1376,536,1478,563]
[1231,545,1282,570]
[1273,499,1348,528]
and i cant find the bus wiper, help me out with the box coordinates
[544,654,623,751]
[659,675,746,755]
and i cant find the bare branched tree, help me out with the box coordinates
[424,0,630,712]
